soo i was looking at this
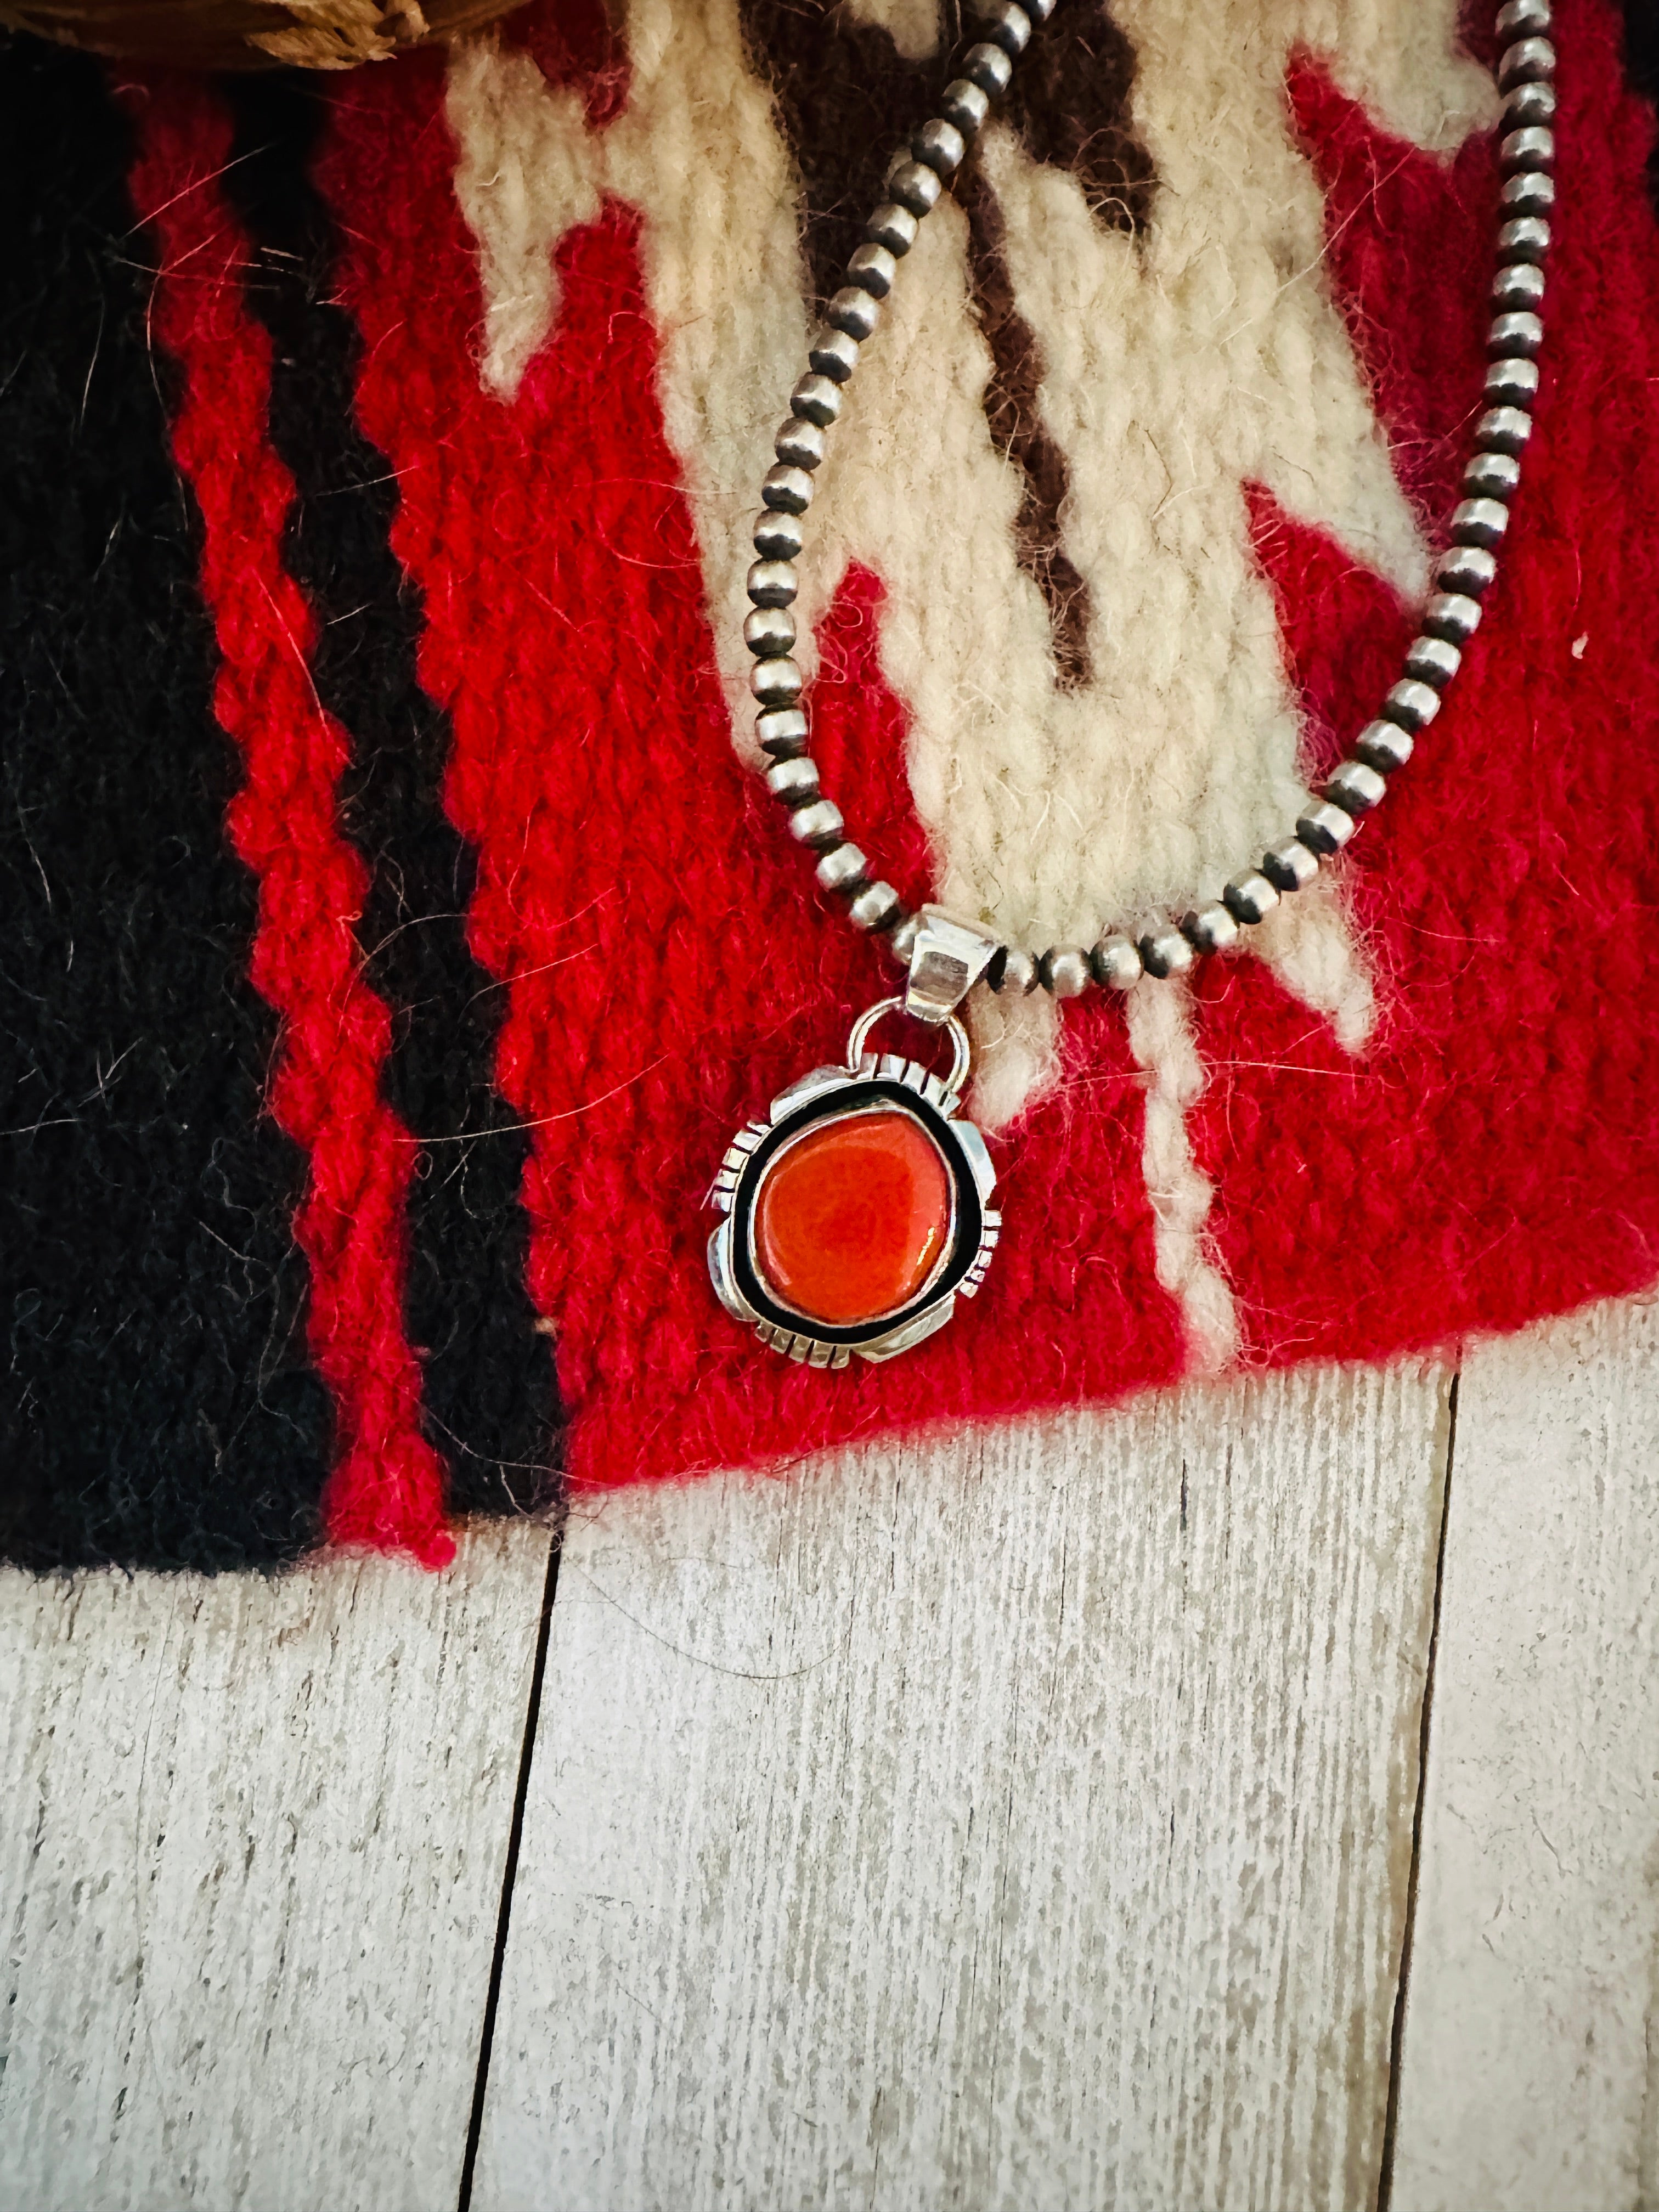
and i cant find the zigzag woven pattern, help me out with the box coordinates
[2,0,1657,1568]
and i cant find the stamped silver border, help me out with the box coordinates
[707,1048,999,1368]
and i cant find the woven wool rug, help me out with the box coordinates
[3,0,1657,1571]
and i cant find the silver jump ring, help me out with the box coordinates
[845,997,972,1096]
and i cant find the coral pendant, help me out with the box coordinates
[707,1003,1000,1368]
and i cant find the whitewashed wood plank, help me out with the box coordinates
[1386,1295,1659,2212]
[0,1521,552,2212]
[475,1363,1451,2212]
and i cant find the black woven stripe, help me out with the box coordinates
[1623,0,1659,213]
[221,74,560,1519]
[0,36,332,1571]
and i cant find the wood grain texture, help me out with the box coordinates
[473,1363,1452,2212]
[1386,1295,1659,2212]
[0,1521,552,2212]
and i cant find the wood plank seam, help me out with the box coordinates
[1376,1366,1460,2212]
[459,1504,568,2212]
[470,1365,1453,2211]
[1385,1294,1659,2212]
[0,1524,557,2212]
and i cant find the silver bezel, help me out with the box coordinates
[707,1050,1000,1367]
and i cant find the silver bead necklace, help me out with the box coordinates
[710,0,1558,1370]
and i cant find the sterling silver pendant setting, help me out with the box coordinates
[706,995,1000,1366]
[707,910,1006,1367]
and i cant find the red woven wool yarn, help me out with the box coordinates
[303,0,1659,1506]
[12,0,1656,1575]
[1187,16,1659,1368]
[126,75,454,1564]
[314,38,1186,1492]
[100,0,1659,1547]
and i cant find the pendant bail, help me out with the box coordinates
[901,905,1002,1025]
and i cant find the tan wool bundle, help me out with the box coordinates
[0,0,517,70]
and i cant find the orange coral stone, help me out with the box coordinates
[753,1109,953,1327]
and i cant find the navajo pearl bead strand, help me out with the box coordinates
[743,0,1558,996]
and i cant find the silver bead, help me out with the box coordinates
[961,41,1013,96]
[1422,590,1483,643]
[775,416,825,470]
[1496,0,1550,36]
[744,605,796,656]
[1181,902,1240,955]
[1502,79,1556,128]
[994,946,1040,994]
[791,372,843,427]
[1464,449,1522,499]
[1327,759,1387,816]
[816,842,868,893]
[757,706,809,757]
[747,558,798,608]
[1476,404,1533,456]
[1501,168,1555,215]
[866,201,918,257]
[913,119,967,177]
[754,507,804,559]
[1498,36,1555,89]
[1090,934,1143,988]
[1436,543,1498,596]
[762,463,814,514]
[1404,634,1462,687]
[1489,309,1544,358]
[1486,354,1540,404]
[1023,0,1055,20]
[974,1,1031,58]
[1385,676,1443,731]
[1500,125,1554,172]
[849,879,901,932]
[1355,719,1414,772]
[884,158,943,216]
[1451,497,1510,551]
[1040,946,1092,997]
[1262,838,1319,893]
[940,78,991,139]
[826,286,880,341]
[750,655,803,706]
[1296,800,1357,856]
[1497,215,1551,264]
[1138,923,1193,980]
[788,797,844,849]
[846,242,896,300]
[808,324,860,382]
[887,911,922,965]
[1221,871,1279,926]
[766,755,819,803]
[1492,262,1546,312]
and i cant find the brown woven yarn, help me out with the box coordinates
[0,0,521,69]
